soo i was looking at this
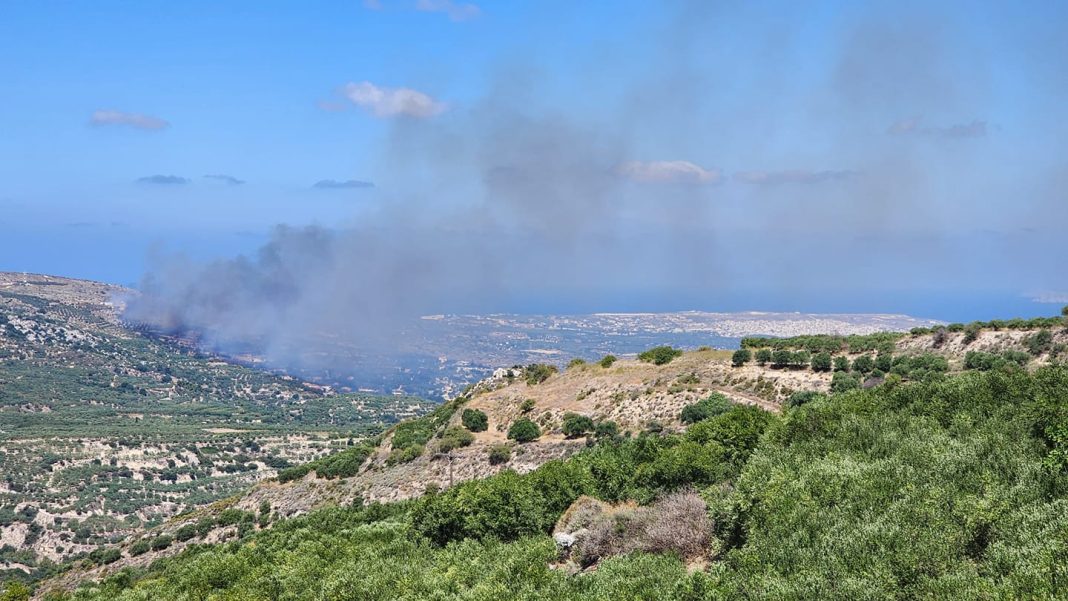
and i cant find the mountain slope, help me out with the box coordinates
[0,273,434,580]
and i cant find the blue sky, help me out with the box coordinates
[1,1,1066,321]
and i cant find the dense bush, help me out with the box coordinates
[680,393,732,424]
[741,332,901,354]
[638,346,683,366]
[852,354,874,374]
[460,408,488,432]
[830,371,861,393]
[127,539,150,556]
[755,348,772,366]
[561,413,595,438]
[567,358,586,369]
[436,427,475,453]
[595,420,620,440]
[507,419,541,443]
[731,349,751,367]
[1027,329,1054,356]
[524,364,558,385]
[599,354,617,368]
[786,390,824,408]
[810,352,832,372]
[964,350,1030,371]
[277,444,374,483]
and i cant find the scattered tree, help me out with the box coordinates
[732,349,752,367]
[507,419,541,443]
[833,355,851,372]
[461,408,489,432]
[562,413,595,438]
[755,348,773,366]
[810,352,833,372]
[638,346,683,365]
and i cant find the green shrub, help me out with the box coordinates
[149,535,173,551]
[1027,329,1054,356]
[599,355,617,368]
[852,355,874,374]
[755,348,772,366]
[461,408,489,432]
[680,393,732,424]
[787,390,824,408]
[833,355,851,372]
[487,444,511,465]
[507,419,541,443]
[595,420,620,439]
[562,413,595,438]
[524,364,558,385]
[638,346,683,365]
[830,371,861,393]
[128,539,150,556]
[175,523,197,542]
[732,349,752,367]
[387,445,423,465]
[87,547,121,565]
[810,352,832,372]
[567,358,586,369]
[437,427,475,453]
[519,399,536,413]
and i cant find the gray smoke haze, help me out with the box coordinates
[124,1,1068,378]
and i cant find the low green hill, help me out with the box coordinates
[33,359,1068,600]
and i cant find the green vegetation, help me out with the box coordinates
[460,408,488,432]
[810,351,832,372]
[730,349,751,367]
[754,348,772,366]
[487,444,511,465]
[679,393,732,424]
[276,443,375,483]
[524,364,558,385]
[0,285,437,575]
[40,365,1068,600]
[741,332,902,354]
[507,419,541,443]
[598,354,617,368]
[436,427,475,453]
[567,358,586,369]
[637,346,683,366]
[561,413,595,438]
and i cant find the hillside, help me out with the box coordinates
[28,310,1068,600]
[0,273,434,581]
[34,310,1068,596]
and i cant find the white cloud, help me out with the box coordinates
[313,179,375,189]
[617,160,722,185]
[342,82,446,118]
[734,169,857,185]
[90,110,169,131]
[888,117,987,139]
[415,0,481,21]
[1031,292,1068,304]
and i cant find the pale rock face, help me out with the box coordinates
[553,532,577,549]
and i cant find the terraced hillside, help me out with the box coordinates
[0,273,434,581]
